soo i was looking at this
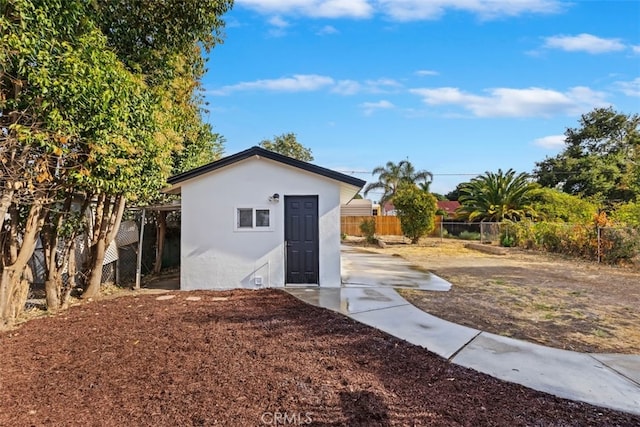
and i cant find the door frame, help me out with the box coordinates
[284,195,320,286]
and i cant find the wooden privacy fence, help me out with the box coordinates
[341,216,403,236]
[342,215,445,237]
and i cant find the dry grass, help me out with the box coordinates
[362,237,640,354]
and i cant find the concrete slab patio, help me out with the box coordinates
[286,245,640,416]
[341,246,451,291]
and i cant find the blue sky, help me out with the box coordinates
[202,0,640,198]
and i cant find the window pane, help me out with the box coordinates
[256,209,270,227]
[238,208,253,228]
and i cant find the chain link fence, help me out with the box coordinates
[26,209,181,291]
[435,221,639,267]
[436,221,502,244]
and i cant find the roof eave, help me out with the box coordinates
[166,146,366,189]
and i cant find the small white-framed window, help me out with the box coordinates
[234,207,273,231]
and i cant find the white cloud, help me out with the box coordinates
[410,86,609,117]
[331,80,361,95]
[377,0,564,21]
[210,75,403,96]
[415,69,439,76]
[236,0,373,18]
[210,74,335,95]
[237,0,564,20]
[330,78,401,95]
[268,15,289,28]
[633,45,640,55]
[533,135,565,149]
[364,78,402,93]
[543,33,626,54]
[266,15,290,36]
[360,100,395,115]
[316,25,339,35]
[615,77,640,97]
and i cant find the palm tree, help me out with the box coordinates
[363,160,433,207]
[457,169,537,222]
[402,161,433,191]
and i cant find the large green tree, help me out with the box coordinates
[0,0,232,324]
[534,108,640,203]
[259,132,313,161]
[363,160,432,206]
[457,169,537,222]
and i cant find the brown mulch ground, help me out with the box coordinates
[1,290,639,426]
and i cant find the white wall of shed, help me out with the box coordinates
[180,156,348,290]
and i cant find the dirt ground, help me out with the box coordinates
[360,237,640,354]
[1,289,639,426]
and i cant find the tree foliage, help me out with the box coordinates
[0,0,232,324]
[363,160,432,206]
[529,188,599,223]
[90,0,232,78]
[611,201,640,227]
[457,169,537,222]
[445,182,469,202]
[393,183,437,244]
[259,133,313,161]
[534,108,640,203]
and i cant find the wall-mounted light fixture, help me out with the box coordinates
[269,193,280,202]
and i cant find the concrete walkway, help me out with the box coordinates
[285,245,640,416]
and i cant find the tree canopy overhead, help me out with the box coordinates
[259,133,314,162]
[90,0,233,77]
[534,108,640,204]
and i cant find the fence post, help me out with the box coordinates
[135,208,146,290]
[597,226,601,263]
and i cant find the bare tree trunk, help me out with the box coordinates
[153,211,166,274]
[42,194,75,312]
[44,274,60,311]
[61,240,76,309]
[8,264,31,322]
[91,193,106,243]
[0,189,14,232]
[83,195,110,298]
[83,195,126,298]
[0,201,45,327]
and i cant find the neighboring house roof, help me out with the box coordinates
[165,146,366,193]
[437,200,461,215]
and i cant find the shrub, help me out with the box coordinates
[359,218,377,244]
[393,184,437,244]
[529,188,598,222]
[599,227,640,265]
[458,231,481,241]
[611,201,640,227]
[500,232,515,247]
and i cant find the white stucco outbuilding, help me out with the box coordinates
[165,146,365,290]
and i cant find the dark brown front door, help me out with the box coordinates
[284,196,319,284]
